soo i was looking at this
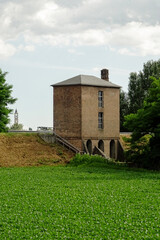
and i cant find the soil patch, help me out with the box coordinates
[0,133,74,167]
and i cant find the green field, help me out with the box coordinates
[0,165,160,239]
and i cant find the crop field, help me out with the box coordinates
[0,165,160,239]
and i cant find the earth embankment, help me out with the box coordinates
[0,133,74,167]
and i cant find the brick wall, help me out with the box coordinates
[54,86,81,138]
[81,86,120,139]
[65,138,82,151]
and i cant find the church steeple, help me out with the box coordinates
[14,109,18,125]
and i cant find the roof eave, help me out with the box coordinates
[51,83,121,88]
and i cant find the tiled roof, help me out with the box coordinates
[52,75,121,88]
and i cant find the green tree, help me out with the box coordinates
[128,59,160,114]
[120,90,129,131]
[0,69,17,132]
[124,77,160,169]
[128,72,144,113]
[120,59,160,131]
[10,123,23,131]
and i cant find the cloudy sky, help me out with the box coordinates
[0,0,160,130]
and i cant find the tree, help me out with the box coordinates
[120,90,129,131]
[0,69,17,132]
[128,72,144,113]
[128,59,160,114]
[10,123,23,131]
[124,77,160,169]
[120,59,160,131]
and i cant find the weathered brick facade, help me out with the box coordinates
[52,70,120,159]
[53,85,83,150]
[54,86,81,138]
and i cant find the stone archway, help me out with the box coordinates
[86,139,92,155]
[98,140,104,152]
[110,140,115,159]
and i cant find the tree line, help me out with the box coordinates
[121,59,160,169]
[120,59,160,131]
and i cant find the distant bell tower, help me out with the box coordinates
[14,109,18,125]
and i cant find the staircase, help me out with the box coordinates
[54,132,81,154]
[38,131,81,154]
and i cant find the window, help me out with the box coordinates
[98,91,103,108]
[98,112,103,129]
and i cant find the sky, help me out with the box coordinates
[0,0,160,130]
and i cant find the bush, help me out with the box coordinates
[124,135,160,170]
[69,154,109,167]
[69,154,127,168]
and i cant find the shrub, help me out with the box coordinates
[69,154,127,168]
[69,154,108,166]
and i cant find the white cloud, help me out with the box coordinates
[0,39,17,59]
[23,45,35,52]
[0,0,160,57]
[109,22,160,56]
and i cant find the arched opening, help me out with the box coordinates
[110,140,115,159]
[86,139,92,155]
[98,140,104,152]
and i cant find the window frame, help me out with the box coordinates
[98,112,103,129]
[98,91,103,108]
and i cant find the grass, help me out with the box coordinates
[0,164,160,239]
[1,132,37,137]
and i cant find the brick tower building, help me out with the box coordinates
[52,69,120,159]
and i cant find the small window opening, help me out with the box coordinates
[98,112,103,129]
[98,91,103,108]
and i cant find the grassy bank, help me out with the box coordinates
[0,165,159,239]
[0,133,74,167]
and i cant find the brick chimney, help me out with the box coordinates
[101,69,109,81]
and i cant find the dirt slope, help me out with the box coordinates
[0,133,74,167]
